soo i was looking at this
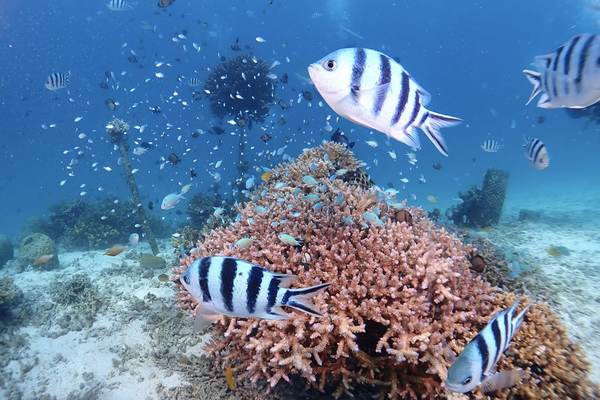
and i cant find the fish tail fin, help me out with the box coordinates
[523,69,542,105]
[282,283,330,317]
[419,111,462,157]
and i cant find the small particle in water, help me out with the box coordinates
[426,195,438,204]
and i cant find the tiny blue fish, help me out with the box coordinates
[302,175,318,186]
[304,193,320,202]
[362,211,384,226]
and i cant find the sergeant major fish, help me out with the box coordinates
[45,72,71,91]
[308,48,461,156]
[445,301,531,393]
[524,34,600,109]
[523,137,549,170]
[179,256,330,326]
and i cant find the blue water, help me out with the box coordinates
[1,0,599,239]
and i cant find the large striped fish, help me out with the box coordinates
[523,137,549,171]
[308,48,461,156]
[445,301,531,393]
[524,34,600,109]
[180,256,330,325]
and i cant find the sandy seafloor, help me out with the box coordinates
[1,196,599,398]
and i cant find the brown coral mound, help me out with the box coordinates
[174,143,598,399]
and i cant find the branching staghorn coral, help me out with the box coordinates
[174,142,598,399]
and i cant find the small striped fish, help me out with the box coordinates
[44,72,70,91]
[107,0,132,11]
[187,77,202,87]
[446,301,531,393]
[180,256,330,322]
[523,137,550,170]
[524,34,600,109]
[481,139,502,153]
[308,48,461,156]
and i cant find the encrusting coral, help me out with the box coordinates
[174,142,598,399]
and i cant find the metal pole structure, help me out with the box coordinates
[107,119,159,255]
[117,142,160,255]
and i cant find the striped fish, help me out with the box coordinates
[523,34,600,109]
[308,48,461,156]
[180,256,330,324]
[481,139,502,153]
[187,77,202,87]
[44,72,70,91]
[107,0,132,11]
[445,301,531,393]
[523,137,550,170]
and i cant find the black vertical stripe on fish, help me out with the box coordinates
[564,35,582,75]
[552,46,564,71]
[418,110,430,127]
[503,308,511,349]
[542,71,551,101]
[491,318,503,364]
[533,141,545,163]
[575,35,596,92]
[373,54,392,115]
[350,48,366,100]
[246,266,263,314]
[266,277,280,314]
[406,92,421,128]
[220,257,237,312]
[198,257,212,302]
[391,71,410,125]
[475,334,490,377]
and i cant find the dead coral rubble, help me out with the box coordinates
[174,142,598,399]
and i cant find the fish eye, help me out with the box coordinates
[323,59,337,71]
[183,273,191,285]
[462,376,472,385]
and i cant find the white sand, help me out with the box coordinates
[480,194,600,383]
[0,243,207,400]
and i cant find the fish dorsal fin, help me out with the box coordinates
[534,53,555,69]
[272,273,298,288]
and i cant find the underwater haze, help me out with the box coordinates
[0,1,599,399]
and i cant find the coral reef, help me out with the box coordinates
[204,54,275,123]
[0,277,23,319]
[18,233,59,268]
[173,143,598,399]
[29,198,169,250]
[48,274,103,331]
[447,169,509,228]
[0,235,13,267]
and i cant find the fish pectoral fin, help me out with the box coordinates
[271,273,298,288]
[481,369,524,393]
[336,95,374,129]
[193,302,220,332]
